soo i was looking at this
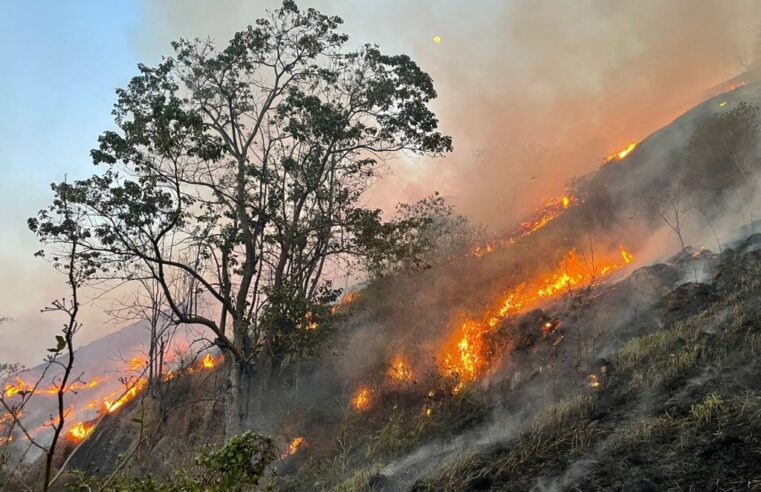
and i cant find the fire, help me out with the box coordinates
[387,356,414,382]
[200,353,216,369]
[351,386,371,412]
[472,193,578,257]
[103,378,147,414]
[620,247,633,264]
[606,142,637,162]
[719,101,728,108]
[68,421,95,441]
[3,377,31,398]
[331,291,359,314]
[127,357,146,371]
[443,246,634,382]
[588,374,601,389]
[304,311,319,330]
[729,81,747,91]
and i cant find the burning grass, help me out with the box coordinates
[442,245,634,384]
[414,241,761,490]
[471,193,578,258]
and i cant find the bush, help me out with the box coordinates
[68,431,276,492]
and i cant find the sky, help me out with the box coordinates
[1,0,760,366]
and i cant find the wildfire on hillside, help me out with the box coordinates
[443,246,634,383]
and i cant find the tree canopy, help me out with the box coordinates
[29,0,452,434]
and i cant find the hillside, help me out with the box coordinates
[4,72,761,492]
[413,234,761,491]
[28,73,760,492]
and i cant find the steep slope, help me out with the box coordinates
[413,234,761,491]
[9,73,761,491]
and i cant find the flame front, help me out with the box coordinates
[102,378,147,414]
[68,421,95,441]
[3,377,31,398]
[607,142,637,162]
[472,193,578,257]
[443,246,634,382]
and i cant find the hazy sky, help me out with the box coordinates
[1,0,759,366]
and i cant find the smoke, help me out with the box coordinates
[136,0,761,229]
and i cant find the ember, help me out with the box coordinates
[387,356,414,382]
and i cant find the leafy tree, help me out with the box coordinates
[68,431,276,492]
[357,192,474,278]
[30,0,450,435]
[680,102,760,204]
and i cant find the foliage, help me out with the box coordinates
[28,0,452,433]
[69,431,276,492]
[680,102,760,202]
[357,192,475,278]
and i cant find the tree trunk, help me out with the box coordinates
[223,353,257,438]
[224,358,244,438]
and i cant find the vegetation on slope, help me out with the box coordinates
[414,236,761,491]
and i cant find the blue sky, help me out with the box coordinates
[0,1,146,364]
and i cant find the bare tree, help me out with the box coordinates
[651,183,690,250]
[0,181,86,491]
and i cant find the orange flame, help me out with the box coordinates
[472,194,578,257]
[200,353,216,369]
[68,421,95,441]
[304,311,319,331]
[103,378,147,414]
[588,374,601,389]
[443,246,634,382]
[606,142,637,162]
[3,377,31,398]
[331,291,359,314]
[351,386,371,412]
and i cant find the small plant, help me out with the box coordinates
[68,431,276,492]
